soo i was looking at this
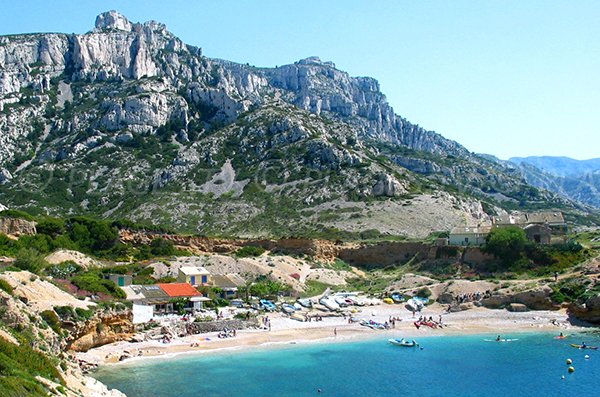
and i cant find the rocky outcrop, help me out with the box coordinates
[65,310,134,352]
[569,296,600,325]
[481,285,559,311]
[0,216,37,237]
[372,173,406,197]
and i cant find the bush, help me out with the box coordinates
[0,279,13,295]
[14,249,47,274]
[45,261,82,279]
[150,238,176,256]
[40,310,61,334]
[235,246,266,258]
[416,287,432,298]
[483,227,527,266]
[71,272,126,299]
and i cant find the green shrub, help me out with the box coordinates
[14,249,47,274]
[40,310,62,335]
[235,245,266,258]
[416,287,432,298]
[150,238,176,256]
[71,272,126,299]
[0,279,13,295]
[45,261,82,279]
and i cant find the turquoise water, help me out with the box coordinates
[95,332,600,397]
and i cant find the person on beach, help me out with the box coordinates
[496,335,501,342]
[334,328,337,337]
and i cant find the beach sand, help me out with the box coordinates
[79,304,584,367]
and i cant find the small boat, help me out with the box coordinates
[259,299,277,312]
[297,298,312,308]
[319,297,340,311]
[554,335,567,339]
[570,344,598,350]
[389,338,418,347]
[334,296,349,307]
[281,304,296,314]
[484,338,518,342]
[293,302,303,311]
[391,293,405,303]
[405,298,424,312]
[383,298,394,304]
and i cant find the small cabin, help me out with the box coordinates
[177,266,211,286]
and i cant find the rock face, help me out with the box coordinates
[0,216,37,237]
[569,296,600,324]
[0,10,583,237]
[65,310,134,352]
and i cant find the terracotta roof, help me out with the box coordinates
[158,283,202,298]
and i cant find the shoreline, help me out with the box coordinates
[81,305,594,368]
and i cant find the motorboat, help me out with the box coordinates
[281,304,296,314]
[405,298,424,312]
[259,299,277,312]
[297,298,313,308]
[319,297,340,311]
[391,293,405,303]
[334,296,349,307]
[389,338,418,347]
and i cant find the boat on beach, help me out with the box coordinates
[281,304,296,314]
[297,298,312,308]
[319,297,340,311]
[405,298,424,312]
[389,338,418,347]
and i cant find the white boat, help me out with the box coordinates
[281,304,296,314]
[319,297,340,311]
[297,298,313,308]
[389,338,418,347]
[334,296,349,307]
[405,298,424,312]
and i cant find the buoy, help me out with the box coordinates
[585,354,590,359]
[568,366,575,373]
[561,375,565,380]
[566,358,572,365]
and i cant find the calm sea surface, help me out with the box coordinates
[94,332,600,397]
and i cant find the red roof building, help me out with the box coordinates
[158,283,202,298]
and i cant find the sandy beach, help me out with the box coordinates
[78,304,586,367]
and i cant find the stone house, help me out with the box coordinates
[449,226,492,246]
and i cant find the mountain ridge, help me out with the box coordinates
[0,11,595,236]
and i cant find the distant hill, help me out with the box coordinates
[508,157,600,208]
[509,156,600,177]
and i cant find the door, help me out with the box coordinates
[190,275,196,285]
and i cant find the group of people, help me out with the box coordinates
[454,291,490,304]
[217,327,237,339]
[413,314,444,329]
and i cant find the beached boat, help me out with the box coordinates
[346,297,365,306]
[334,296,349,307]
[391,293,405,303]
[281,304,296,314]
[297,298,312,308]
[383,298,394,304]
[320,297,340,311]
[389,338,418,347]
[259,299,277,312]
[405,298,424,312]
[571,343,598,350]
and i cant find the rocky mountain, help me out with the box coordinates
[0,11,595,237]
[508,157,600,208]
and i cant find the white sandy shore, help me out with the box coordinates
[80,304,589,367]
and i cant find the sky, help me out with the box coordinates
[1,1,599,160]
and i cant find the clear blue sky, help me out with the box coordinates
[2,1,599,160]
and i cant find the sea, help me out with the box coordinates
[94,332,600,397]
